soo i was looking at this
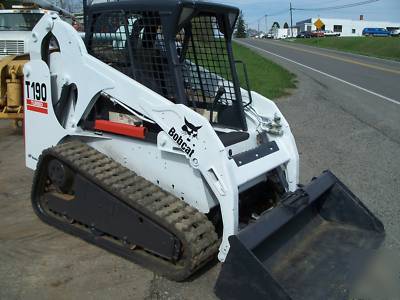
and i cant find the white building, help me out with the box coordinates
[272,28,298,39]
[296,16,400,37]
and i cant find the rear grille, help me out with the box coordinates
[0,40,25,55]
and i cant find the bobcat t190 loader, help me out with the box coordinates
[24,1,385,299]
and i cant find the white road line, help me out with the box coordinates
[236,40,400,106]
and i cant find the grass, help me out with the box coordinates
[186,39,296,99]
[232,42,297,99]
[291,37,400,61]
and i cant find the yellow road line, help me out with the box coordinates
[264,41,400,75]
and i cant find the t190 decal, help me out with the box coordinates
[25,81,48,114]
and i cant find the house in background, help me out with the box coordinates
[271,27,298,39]
[296,15,400,37]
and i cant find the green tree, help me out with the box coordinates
[272,22,280,29]
[283,22,289,29]
[235,11,246,38]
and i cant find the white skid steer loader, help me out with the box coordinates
[24,1,384,299]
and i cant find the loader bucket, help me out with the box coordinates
[215,171,385,300]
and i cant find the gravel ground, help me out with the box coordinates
[1,41,399,299]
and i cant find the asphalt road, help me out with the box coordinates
[237,38,400,250]
[1,40,399,299]
[238,39,400,144]
[241,39,400,101]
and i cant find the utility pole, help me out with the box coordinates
[258,19,260,34]
[290,2,293,37]
[265,14,268,33]
[83,0,87,29]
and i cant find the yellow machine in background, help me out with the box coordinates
[0,55,28,127]
[0,1,76,128]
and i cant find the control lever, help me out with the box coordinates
[210,86,226,122]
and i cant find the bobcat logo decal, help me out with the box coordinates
[181,118,202,142]
[168,118,202,158]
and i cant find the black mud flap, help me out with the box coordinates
[215,170,385,300]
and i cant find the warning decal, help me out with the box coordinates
[26,99,48,114]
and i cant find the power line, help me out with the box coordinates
[248,8,288,25]
[268,9,289,17]
[248,0,380,30]
[293,0,380,11]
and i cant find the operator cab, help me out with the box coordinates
[86,0,249,133]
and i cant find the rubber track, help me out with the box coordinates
[31,141,219,281]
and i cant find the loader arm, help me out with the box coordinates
[25,13,303,260]
[25,14,242,259]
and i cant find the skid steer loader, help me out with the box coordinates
[24,1,385,298]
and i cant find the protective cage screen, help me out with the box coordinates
[180,15,237,110]
[88,11,176,100]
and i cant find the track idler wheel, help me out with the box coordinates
[48,159,74,193]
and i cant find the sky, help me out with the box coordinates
[214,0,400,30]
